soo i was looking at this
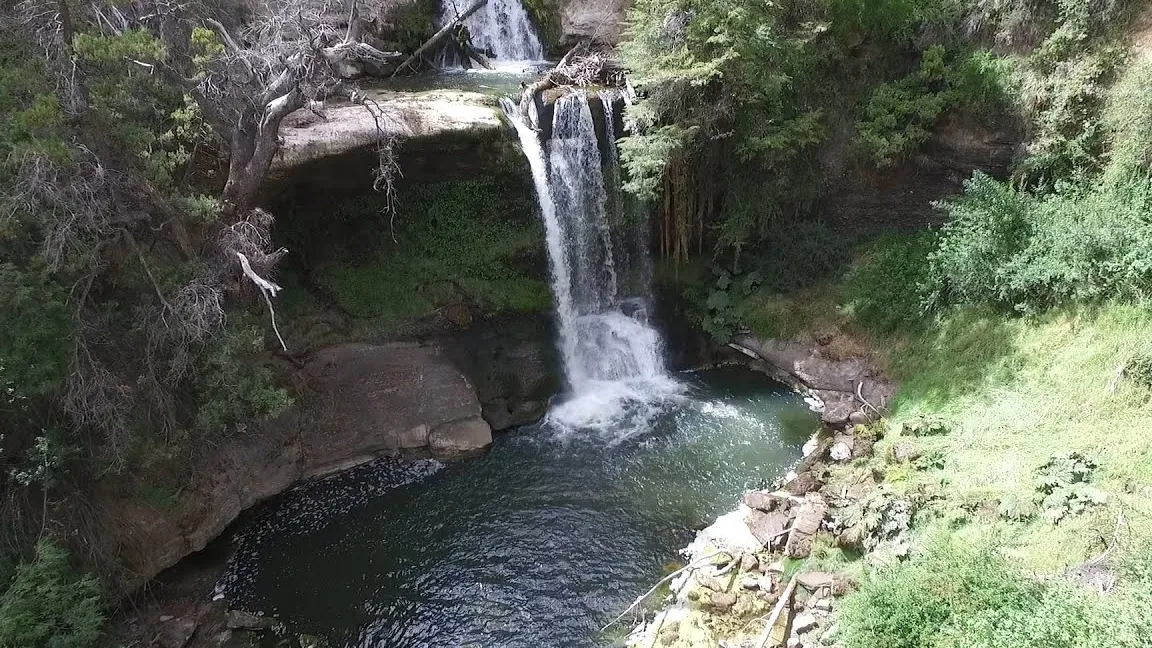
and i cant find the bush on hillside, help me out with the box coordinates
[856,47,1014,166]
[844,233,936,333]
[0,539,104,648]
[838,536,1145,648]
[927,172,1152,311]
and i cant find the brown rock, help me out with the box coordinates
[785,472,822,496]
[829,435,854,462]
[744,490,779,512]
[698,575,726,592]
[428,417,493,459]
[226,610,273,631]
[155,617,197,648]
[740,553,759,572]
[796,572,836,596]
[747,509,790,547]
[821,399,855,426]
[786,495,829,558]
[710,591,738,612]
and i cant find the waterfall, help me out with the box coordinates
[438,0,545,66]
[502,93,682,433]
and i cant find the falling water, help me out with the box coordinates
[502,92,682,433]
[438,0,545,65]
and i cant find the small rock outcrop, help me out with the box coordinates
[728,336,894,427]
[271,89,504,176]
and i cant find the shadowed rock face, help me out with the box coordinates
[302,343,494,468]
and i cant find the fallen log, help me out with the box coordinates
[392,0,489,77]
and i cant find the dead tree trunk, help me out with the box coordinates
[392,0,489,76]
[214,80,306,220]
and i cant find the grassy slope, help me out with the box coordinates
[739,261,1152,571]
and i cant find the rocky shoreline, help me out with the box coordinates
[624,336,902,648]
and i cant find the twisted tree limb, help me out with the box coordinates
[754,573,799,648]
[601,550,726,632]
[392,0,489,76]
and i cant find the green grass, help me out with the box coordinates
[881,303,1152,573]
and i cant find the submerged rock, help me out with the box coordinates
[226,610,273,631]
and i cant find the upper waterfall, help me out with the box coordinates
[502,92,682,434]
[439,0,545,65]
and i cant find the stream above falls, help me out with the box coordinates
[219,366,816,647]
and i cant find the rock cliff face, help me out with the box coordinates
[102,336,555,593]
[556,0,629,48]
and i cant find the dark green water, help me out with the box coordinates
[219,367,814,647]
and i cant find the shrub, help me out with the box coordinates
[856,47,1014,166]
[194,319,292,435]
[928,172,1152,310]
[0,539,104,648]
[838,536,1131,648]
[845,233,936,333]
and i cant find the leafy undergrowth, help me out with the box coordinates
[276,176,550,338]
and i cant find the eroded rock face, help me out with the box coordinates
[271,89,503,177]
[557,0,629,47]
[100,341,497,594]
[303,342,492,471]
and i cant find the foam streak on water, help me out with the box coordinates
[503,92,683,434]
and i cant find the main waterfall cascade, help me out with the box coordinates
[503,92,683,433]
[437,0,545,66]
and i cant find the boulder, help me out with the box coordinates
[792,612,818,635]
[786,495,829,558]
[709,591,738,613]
[744,490,780,512]
[155,617,198,648]
[893,440,922,463]
[785,472,822,496]
[428,417,493,458]
[796,571,836,596]
[226,610,273,631]
[829,435,854,462]
[747,509,790,547]
[302,343,489,473]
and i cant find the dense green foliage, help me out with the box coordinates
[634,4,1152,645]
[0,539,104,648]
[857,47,1013,165]
[928,173,1152,310]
